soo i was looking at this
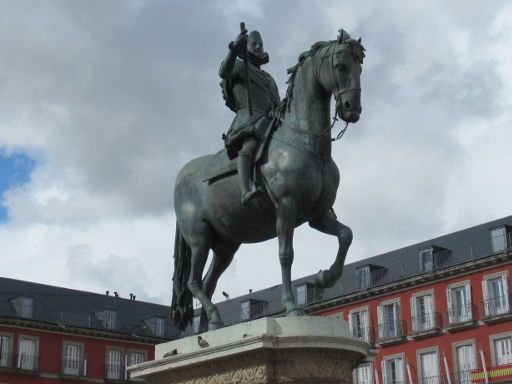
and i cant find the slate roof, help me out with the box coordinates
[186,214,512,332]
[0,277,179,341]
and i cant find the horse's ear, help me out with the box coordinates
[358,37,362,43]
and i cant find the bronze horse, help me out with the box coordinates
[171,30,365,331]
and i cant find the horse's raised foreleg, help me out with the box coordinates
[186,222,224,330]
[276,197,304,316]
[198,240,239,333]
[309,209,353,288]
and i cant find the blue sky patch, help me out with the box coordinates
[0,150,36,222]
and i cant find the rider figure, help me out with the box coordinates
[220,29,280,204]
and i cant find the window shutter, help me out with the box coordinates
[381,360,387,384]
[396,358,404,383]
[348,312,353,337]
[362,311,369,341]
[502,275,510,312]
[465,284,473,320]
[377,305,383,339]
[411,296,417,332]
[482,279,490,315]
[446,288,453,323]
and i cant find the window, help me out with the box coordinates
[491,227,507,252]
[420,248,433,272]
[454,343,476,384]
[129,350,146,366]
[106,349,123,380]
[192,315,200,334]
[381,355,404,384]
[447,282,472,323]
[411,292,436,332]
[349,307,370,342]
[241,301,250,321]
[296,284,307,306]
[355,363,372,384]
[493,335,512,366]
[97,309,118,330]
[12,296,33,318]
[482,273,510,316]
[62,342,83,376]
[377,301,401,340]
[357,266,370,289]
[0,334,12,368]
[17,336,38,371]
[154,317,165,337]
[418,349,440,384]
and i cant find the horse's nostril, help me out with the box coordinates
[344,101,351,109]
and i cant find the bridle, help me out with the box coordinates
[318,41,361,141]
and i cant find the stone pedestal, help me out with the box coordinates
[129,316,374,384]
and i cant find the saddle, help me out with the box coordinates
[202,117,277,183]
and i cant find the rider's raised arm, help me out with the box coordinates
[219,31,247,79]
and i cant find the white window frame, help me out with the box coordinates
[446,280,472,323]
[490,227,507,252]
[381,353,405,384]
[416,346,440,384]
[62,341,84,376]
[349,306,370,342]
[17,335,39,371]
[296,284,307,306]
[357,266,371,289]
[106,347,124,380]
[0,332,13,368]
[154,316,165,337]
[482,271,510,316]
[451,339,477,384]
[240,301,251,321]
[490,332,512,367]
[354,362,373,384]
[411,289,436,332]
[377,298,401,340]
[12,296,34,318]
[419,248,434,272]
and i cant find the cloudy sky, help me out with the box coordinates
[1,0,511,306]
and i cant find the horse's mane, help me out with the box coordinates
[276,38,365,123]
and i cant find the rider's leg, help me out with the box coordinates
[238,137,261,204]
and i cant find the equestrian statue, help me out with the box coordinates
[171,25,365,332]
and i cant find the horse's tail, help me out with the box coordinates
[170,223,194,331]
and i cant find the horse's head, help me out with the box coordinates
[317,30,365,123]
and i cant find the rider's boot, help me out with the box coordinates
[238,153,261,204]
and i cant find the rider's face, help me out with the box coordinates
[247,35,264,55]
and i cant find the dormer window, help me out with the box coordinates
[240,299,267,321]
[490,226,510,253]
[295,283,322,307]
[356,266,370,289]
[296,284,307,306]
[144,316,167,337]
[12,296,33,319]
[97,309,118,330]
[419,248,433,272]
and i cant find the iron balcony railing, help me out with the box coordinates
[409,312,442,334]
[15,354,40,372]
[442,304,476,325]
[481,294,512,318]
[0,301,180,340]
[0,352,13,368]
[350,325,375,343]
[105,363,125,380]
[453,370,476,384]
[377,319,406,341]
[61,358,86,377]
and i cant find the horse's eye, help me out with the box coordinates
[336,63,349,72]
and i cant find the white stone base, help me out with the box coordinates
[129,316,374,384]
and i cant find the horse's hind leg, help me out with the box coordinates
[186,222,224,330]
[198,240,240,333]
[309,209,353,288]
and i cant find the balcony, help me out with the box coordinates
[15,354,40,373]
[105,363,125,381]
[442,304,477,331]
[350,325,375,344]
[409,312,442,339]
[480,295,512,323]
[0,352,14,369]
[376,319,406,345]
[61,358,86,377]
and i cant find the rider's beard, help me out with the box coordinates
[243,50,269,66]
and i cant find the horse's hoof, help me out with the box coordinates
[208,321,224,331]
[315,270,328,288]
[286,308,305,317]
